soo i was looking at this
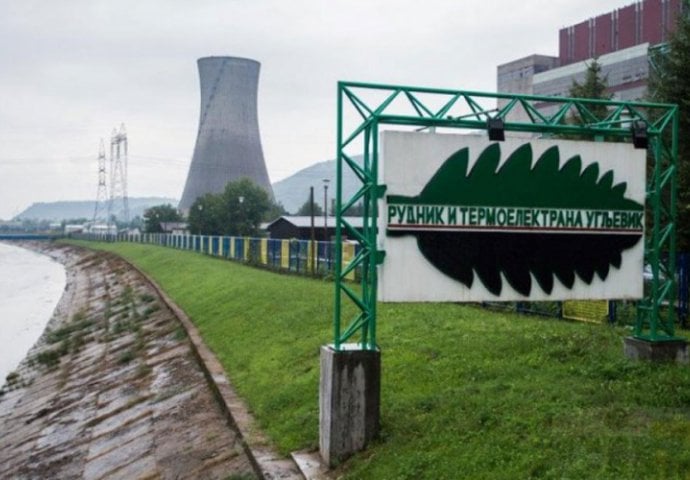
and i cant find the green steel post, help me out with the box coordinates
[368,121,379,350]
[652,136,662,339]
[334,83,343,350]
[667,109,679,335]
[360,125,371,349]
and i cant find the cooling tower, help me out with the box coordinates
[179,56,273,211]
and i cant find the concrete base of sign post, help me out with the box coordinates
[624,337,689,363]
[319,344,380,467]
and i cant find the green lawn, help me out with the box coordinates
[67,241,690,479]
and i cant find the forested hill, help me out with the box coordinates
[272,157,360,214]
[15,156,362,221]
[15,197,178,221]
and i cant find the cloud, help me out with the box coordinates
[0,0,635,219]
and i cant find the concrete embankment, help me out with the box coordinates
[0,243,259,479]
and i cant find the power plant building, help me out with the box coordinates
[179,56,273,211]
[497,0,685,121]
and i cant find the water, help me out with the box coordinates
[0,243,65,383]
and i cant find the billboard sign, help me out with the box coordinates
[378,132,645,302]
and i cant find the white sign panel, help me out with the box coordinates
[378,131,646,302]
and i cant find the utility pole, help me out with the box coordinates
[323,179,330,241]
[323,178,330,270]
[310,186,316,275]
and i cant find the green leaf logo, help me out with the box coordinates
[386,143,644,296]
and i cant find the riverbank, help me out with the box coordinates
[67,240,690,479]
[0,242,258,479]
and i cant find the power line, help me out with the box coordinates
[0,155,94,164]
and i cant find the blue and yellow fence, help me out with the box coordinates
[75,232,690,326]
[79,232,362,281]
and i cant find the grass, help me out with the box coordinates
[224,474,257,480]
[5,371,20,385]
[139,293,156,304]
[142,304,160,317]
[33,349,62,369]
[173,326,187,341]
[117,349,136,364]
[64,240,690,479]
[45,310,93,344]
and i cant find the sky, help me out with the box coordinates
[0,0,634,220]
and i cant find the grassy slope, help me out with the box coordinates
[69,241,690,479]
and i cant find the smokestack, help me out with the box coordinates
[179,56,273,211]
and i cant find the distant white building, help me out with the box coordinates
[88,224,117,235]
[64,224,86,234]
[159,222,188,235]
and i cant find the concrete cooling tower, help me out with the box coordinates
[179,56,273,211]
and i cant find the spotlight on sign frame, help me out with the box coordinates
[631,120,648,150]
[487,117,505,142]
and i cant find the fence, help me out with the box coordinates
[482,300,621,324]
[77,232,360,281]
[481,254,690,328]
[75,232,689,326]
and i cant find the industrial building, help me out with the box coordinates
[179,56,273,212]
[497,0,685,120]
[265,216,363,241]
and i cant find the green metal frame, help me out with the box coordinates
[649,42,671,77]
[334,81,680,350]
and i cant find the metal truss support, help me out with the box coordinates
[334,81,680,350]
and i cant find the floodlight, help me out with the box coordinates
[487,117,505,142]
[631,120,648,149]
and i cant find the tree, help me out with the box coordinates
[222,178,272,236]
[143,204,183,233]
[568,58,612,126]
[263,200,287,222]
[187,193,225,235]
[296,197,323,216]
[128,215,143,230]
[344,202,364,217]
[649,11,690,251]
[186,178,273,236]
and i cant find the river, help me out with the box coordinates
[0,242,65,384]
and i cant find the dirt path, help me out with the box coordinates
[0,243,257,479]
